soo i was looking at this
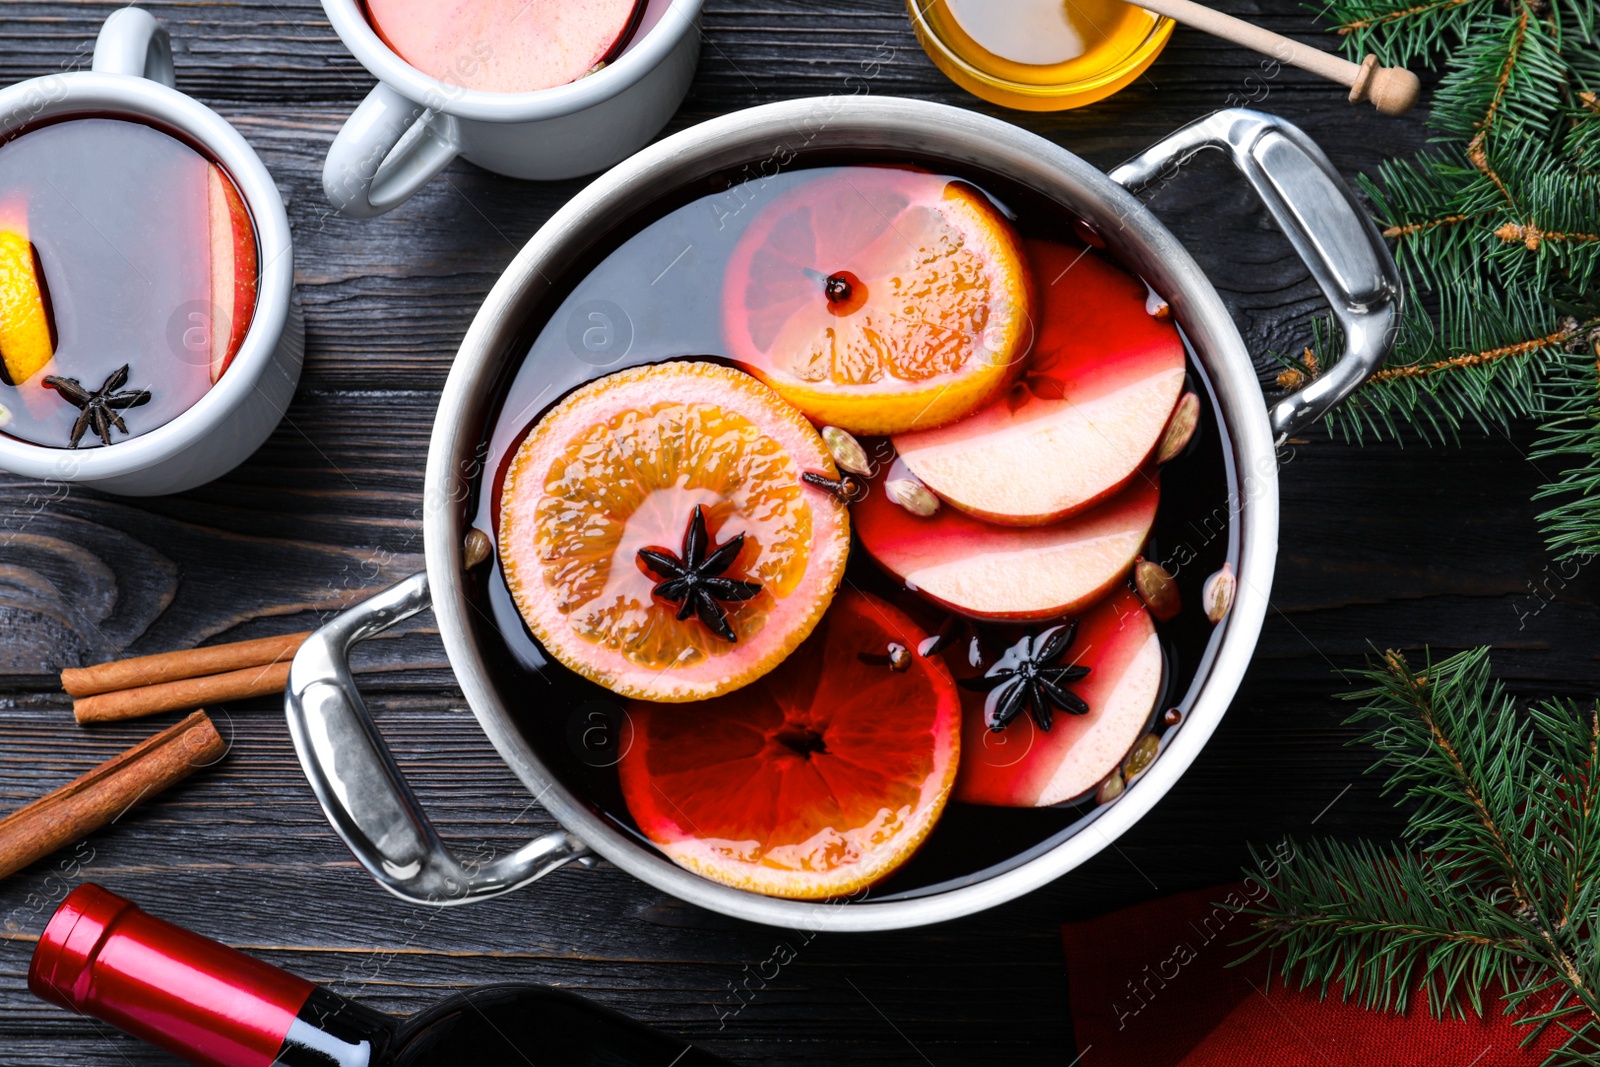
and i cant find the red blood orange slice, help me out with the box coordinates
[207,164,256,384]
[854,458,1158,621]
[365,0,642,93]
[893,239,1186,525]
[498,361,851,703]
[722,167,1033,435]
[618,590,961,899]
[955,589,1161,807]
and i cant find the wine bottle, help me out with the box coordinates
[30,883,735,1067]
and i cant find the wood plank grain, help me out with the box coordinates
[0,0,1582,1063]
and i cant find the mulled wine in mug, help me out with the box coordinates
[320,0,703,218]
[0,9,300,496]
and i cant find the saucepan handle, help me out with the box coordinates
[1108,107,1401,444]
[285,571,592,905]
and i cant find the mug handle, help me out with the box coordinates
[323,83,461,218]
[91,7,176,87]
[1108,108,1402,444]
[285,571,593,905]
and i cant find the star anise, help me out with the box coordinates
[638,505,762,642]
[43,364,152,448]
[958,621,1091,733]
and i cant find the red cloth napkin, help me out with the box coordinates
[1061,884,1563,1067]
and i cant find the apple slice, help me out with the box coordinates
[207,164,257,384]
[892,239,1186,526]
[954,589,1162,807]
[364,0,644,93]
[854,458,1158,621]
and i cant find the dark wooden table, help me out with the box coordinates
[0,2,1578,1063]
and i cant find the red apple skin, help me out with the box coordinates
[892,239,1186,526]
[208,164,257,384]
[954,589,1161,807]
[854,458,1159,621]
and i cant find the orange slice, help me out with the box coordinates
[498,361,851,702]
[0,227,53,387]
[722,167,1033,435]
[618,590,961,899]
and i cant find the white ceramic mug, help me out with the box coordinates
[320,0,704,219]
[0,9,301,497]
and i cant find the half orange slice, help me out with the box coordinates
[0,225,53,388]
[722,167,1033,435]
[619,590,961,899]
[498,361,851,702]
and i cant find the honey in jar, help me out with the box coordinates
[909,0,1172,111]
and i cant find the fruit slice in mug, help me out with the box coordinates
[364,0,643,93]
[207,164,256,384]
[854,459,1158,621]
[618,590,961,899]
[893,239,1186,525]
[722,167,1033,435]
[498,361,851,703]
[955,589,1161,807]
[0,202,53,388]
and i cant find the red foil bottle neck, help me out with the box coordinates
[29,884,316,1067]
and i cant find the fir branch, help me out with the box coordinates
[1240,838,1528,1016]
[1496,223,1600,250]
[1300,0,1600,555]
[1384,211,1488,239]
[1244,649,1600,1063]
[1367,324,1577,382]
[1531,331,1600,559]
[1321,289,1570,444]
[1334,0,1474,37]
[1324,0,1490,66]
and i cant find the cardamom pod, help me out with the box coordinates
[1203,562,1235,623]
[1154,392,1199,465]
[1124,733,1160,779]
[1133,558,1181,621]
[885,477,940,517]
[463,528,493,569]
[821,426,873,477]
[1095,769,1125,804]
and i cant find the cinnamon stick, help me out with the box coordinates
[0,711,226,881]
[61,631,310,697]
[73,660,292,725]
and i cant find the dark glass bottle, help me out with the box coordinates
[30,883,735,1067]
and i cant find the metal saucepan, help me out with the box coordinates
[286,98,1399,931]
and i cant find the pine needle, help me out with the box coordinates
[1292,0,1600,554]
[1243,649,1600,1063]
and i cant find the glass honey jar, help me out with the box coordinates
[908,0,1174,111]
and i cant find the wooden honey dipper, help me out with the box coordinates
[1137,0,1422,115]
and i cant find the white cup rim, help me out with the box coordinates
[320,0,704,122]
[0,72,293,483]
